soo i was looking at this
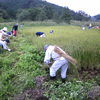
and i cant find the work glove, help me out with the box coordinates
[8,49,11,51]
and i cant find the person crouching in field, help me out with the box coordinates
[0,27,9,41]
[0,39,11,52]
[44,45,77,83]
[36,32,45,37]
[87,23,92,29]
[93,25,99,29]
[12,23,18,37]
[7,31,13,37]
[50,30,54,34]
[82,25,85,30]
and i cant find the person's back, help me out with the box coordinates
[13,24,18,36]
[13,25,18,30]
[50,30,54,34]
[7,31,13,36]
[7,32,11,35]
[13,23,18,30]
[36,32,44,36]
[44,45,66,65]
[44,45,68,83]
[96,25,99,29]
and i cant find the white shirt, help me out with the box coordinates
[0,41,8,50]
[44,46,65,65]
[0,33,2,40]
[0,30,8,40]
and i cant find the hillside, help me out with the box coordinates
[0,0,62,12]
[0,0,92,22]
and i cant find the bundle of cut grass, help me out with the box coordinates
[54,46,77,68]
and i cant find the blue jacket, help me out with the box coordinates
[36,32,44,36]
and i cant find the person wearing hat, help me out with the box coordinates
[0,27,9,41]
[12,23,18,36]
[0,39,11,51]
[50,30,54,34]
[44,45,68,83]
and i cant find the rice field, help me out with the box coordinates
[19,25,100,70]
[0,21,100,99]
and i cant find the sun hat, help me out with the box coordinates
[2,27,7,32]
[44,45,49,51]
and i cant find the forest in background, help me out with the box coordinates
[0,0,100,23]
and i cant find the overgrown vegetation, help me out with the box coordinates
[0,21,100,100]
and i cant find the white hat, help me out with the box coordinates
[2,27,7,32]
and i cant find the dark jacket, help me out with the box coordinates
[36,32,44,36]
[13,25,18,31]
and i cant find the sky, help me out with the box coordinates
[46,0,100,16]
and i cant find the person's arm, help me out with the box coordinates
[3,32,9,37]
[44,50,52,65]
[0,34,5,41]
[2,42,11,51]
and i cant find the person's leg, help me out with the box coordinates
[61,60,68,79]
[15,31,17,36]
[61,59,68,83]
[50,60,61,77]
[50,59,67,78]
[13,30,17,36]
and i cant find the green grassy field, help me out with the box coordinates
[0,22,100,100]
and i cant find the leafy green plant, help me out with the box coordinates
[0,22,99,100]
[43,79,95,100]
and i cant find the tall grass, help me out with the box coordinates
[0,21,99,99]
[70,20,100,27]
[0,21,100,70]
[19,25,100,71]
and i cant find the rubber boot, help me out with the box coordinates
[62,78,66,83]
[50,76,56,80]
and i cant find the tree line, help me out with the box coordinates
[0,0,98,23]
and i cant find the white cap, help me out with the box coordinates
[2,27,7,32]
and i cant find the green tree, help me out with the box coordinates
[28,8,41,21]
[75,11,90,21]
[52,11,61,23]
[36,9,48,21]
[0,17,4,22]
[7,8,16,19]
[43,5,53,19]
[17,10,30,21]
[60,7,72,24]
[94,14,100,21]
[0,9,8,19]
